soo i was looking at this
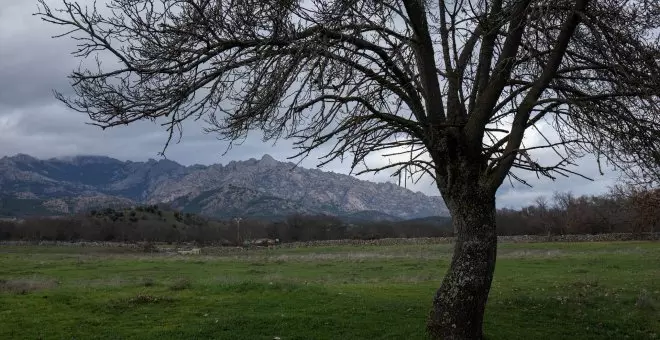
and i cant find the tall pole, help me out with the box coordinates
[234,217,242,245]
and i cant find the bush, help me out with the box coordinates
[169,278,192,291]
[139,241,158,253]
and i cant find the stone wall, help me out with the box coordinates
[1,232,657,249]
[275,232,659,248]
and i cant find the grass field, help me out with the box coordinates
[0,241,658,339]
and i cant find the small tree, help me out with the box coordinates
[38,0,660,338]
[611,184,660,233]
[533,196,552,236]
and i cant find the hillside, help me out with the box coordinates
[0,153,449,219]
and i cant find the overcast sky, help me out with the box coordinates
[0,0,624,208]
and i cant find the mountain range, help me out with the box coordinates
[0,153,449,220]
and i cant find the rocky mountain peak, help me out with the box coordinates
[51,155,122,166]
[260,154,277,166]
[0,153,449,219]
[10,153,39,163]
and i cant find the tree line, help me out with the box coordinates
[0,185,657,244]
[497,185,659,236]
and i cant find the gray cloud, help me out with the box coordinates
[495,156,621,209]
[0,2,80,106]
[0,0,623,208]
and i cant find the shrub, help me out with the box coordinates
[169,278,192,291]
[139,241,158,253]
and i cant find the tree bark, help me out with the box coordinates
[427,188,497,340]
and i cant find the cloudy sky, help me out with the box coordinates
[0,0,623,208]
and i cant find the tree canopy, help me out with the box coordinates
[37,0,660,193]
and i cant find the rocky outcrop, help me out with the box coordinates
[0,153,449,219]
[148,154,448,219]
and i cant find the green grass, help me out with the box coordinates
[0,241,658,339]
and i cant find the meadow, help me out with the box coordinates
[0,241,658,339]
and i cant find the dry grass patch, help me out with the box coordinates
[106,293,177,311]
[0,277,59,294]
[70,276,132,288]
[498,249,566,259]
[636,290,657,311]
[233,252,438,263]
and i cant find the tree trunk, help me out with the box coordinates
[427,190,497,340]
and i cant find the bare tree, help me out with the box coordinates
[37,0,660,338]
[610,183,660,233]
[533,196,550,236]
